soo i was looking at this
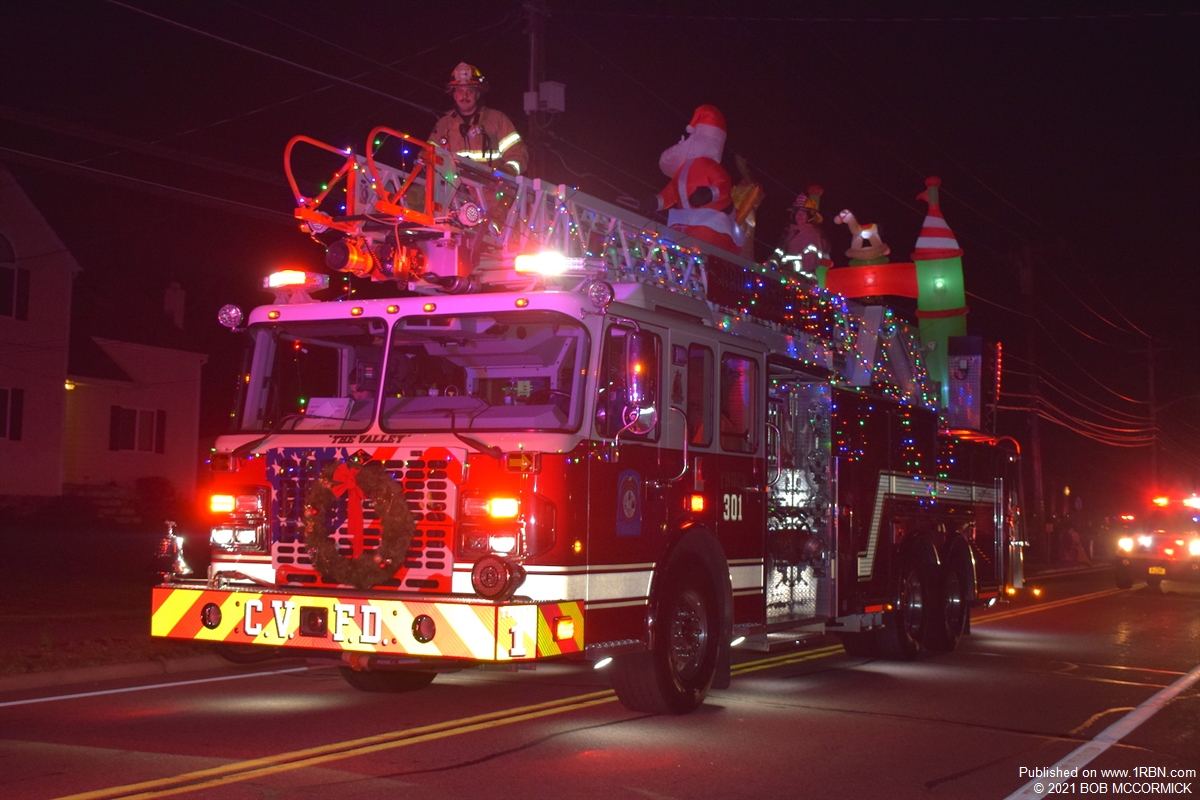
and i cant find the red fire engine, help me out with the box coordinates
[152,127,1025,713]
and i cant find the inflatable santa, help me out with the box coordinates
[652,105,742,253]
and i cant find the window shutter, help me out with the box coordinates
[14,268,30,321]
[0,268,12,317]
[9,388,23,440]
[109,405,122,450]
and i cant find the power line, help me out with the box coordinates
[105,0,440,119]
[0,146,294,225]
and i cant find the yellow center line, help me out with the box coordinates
[974,588,1125,624]
[57,691,616,800]
[61,587,1120,799]
[731,645,844,675]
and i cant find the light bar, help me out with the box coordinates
[263,270,330,304]
[264,270,328,290]
[514,251,588,275]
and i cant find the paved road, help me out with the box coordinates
[2,569,1197,800]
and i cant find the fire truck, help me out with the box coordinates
[152,127,1025,714]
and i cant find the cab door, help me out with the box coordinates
[713,347,767,570]
[590,319,672,568]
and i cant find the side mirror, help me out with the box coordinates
[624,331,658,434]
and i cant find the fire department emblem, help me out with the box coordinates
[616,471,641,537]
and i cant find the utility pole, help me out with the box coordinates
[523,0,546,172]
[1147,336,1157,493]
[1018,245,1047,559]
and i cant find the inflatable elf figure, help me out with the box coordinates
[911,176,967,410]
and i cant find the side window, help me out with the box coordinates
[0,235,29,321]
[720,353,759,453]
[595,325,660,440]
[687,344,713,446]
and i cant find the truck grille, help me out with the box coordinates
[268,449,454,592]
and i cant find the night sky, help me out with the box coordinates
[2,0,1196,516]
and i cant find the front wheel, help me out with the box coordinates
[214,643,281,664]
[610,560,720,714]
[1115,564,1133,589]
[339,668,436,693]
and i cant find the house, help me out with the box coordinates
[0,165,76,497]
[0,165,207,508]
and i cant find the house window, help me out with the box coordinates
[1,387,24,440]
[0,234,29,321]
[109,406,165,453]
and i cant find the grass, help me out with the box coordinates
[0,524,215,676]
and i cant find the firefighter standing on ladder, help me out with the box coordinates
[430,62,529,176]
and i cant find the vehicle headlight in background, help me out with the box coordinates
[1117,537,1134,553]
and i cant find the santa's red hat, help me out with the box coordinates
[687,105,726,134]
[911,176,964,260]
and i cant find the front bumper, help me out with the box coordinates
[1116,557,1200,583]
[151,585,584,661]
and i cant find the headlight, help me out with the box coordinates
[1117,536,1134,553]
[1137,535,1153,549]
[1189,539,1200,557]
[211,526,264,551]
[488,534,518,554]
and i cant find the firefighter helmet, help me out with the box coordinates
[447,62,487,92]
[791,184,824,224]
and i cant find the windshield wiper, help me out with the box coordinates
[231,413,305,459]
[454,432,503,460]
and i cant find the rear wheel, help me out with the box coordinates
[926,559,969,652]
[339,668,436,693]
[611,559,720,714]
[877,562,935,660]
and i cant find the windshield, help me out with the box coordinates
[380,310,588,432]
[235,317,387,433]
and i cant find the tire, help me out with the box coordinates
[610,558,720,714]
[925,559,969,652]
[1115,564,1133,589]
[876,561,935,660]
[214,643,281,664]
[339,667,436,693]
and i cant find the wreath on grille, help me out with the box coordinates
[303,457,416,590]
